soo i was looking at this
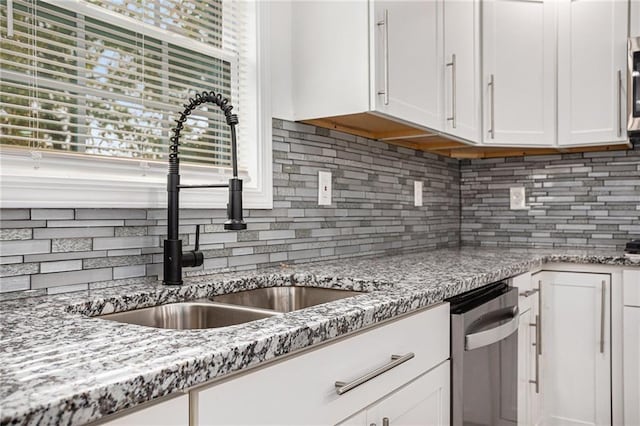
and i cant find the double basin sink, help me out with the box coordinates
[98,286,363,330]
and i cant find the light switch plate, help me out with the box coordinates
[414,181,423,207]
[510,187,527,210]
[318,171,332,206]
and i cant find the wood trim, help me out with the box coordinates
[301,113,633,159]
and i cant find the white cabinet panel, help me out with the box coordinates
[482,0,556,146]
[624,270,640,307]
[557,0,628,145]
[100,395,189,426]
[624,307,640,426]
[518,308,532,426]
[372,0,443,130]
[443,0,481,142]
[290,1,369,120]
[366,361,450,426]
[336,410,367,426]
[542,271,611,426]
[529,278,544,426]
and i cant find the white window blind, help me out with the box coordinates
[0,0,253,169]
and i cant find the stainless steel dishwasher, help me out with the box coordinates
[448,281,519,426]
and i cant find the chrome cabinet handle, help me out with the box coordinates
[537,279,542,356]
[617,69,622,137]
[519,288,539,298]
[600,280,606,354]
[530,315,540,394]
[488,74,495,138]
[446,54,457,128]
[335,353,414,395]
[377,9,389,106]
[383,418,390,426]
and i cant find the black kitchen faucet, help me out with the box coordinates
[163,91,246,285]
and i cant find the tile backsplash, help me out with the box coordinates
[0,119,461,296]
[2,119,639,297]
[460,143,640,249]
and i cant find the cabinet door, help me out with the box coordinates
[336,410,367,426]
[100,395,189,426]
[542,271,611,426]
[529,277,544,426]
[482,0,556,146]
[366,361,450,426]
[518,308,532,426]
[443,0,481,142]
[371,0,443,130]
[557,0,628,146]
[624,307,640,426]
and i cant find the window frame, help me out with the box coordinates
[0,0,273,209]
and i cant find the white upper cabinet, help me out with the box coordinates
[482,0,556,146]
[443,0,482,142]
[290,0,444,132]
[372,1,443,130]
[557,0,628,146]
[290,1,370,121]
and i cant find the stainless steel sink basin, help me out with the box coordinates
[97,300,277,330]
[211,286,363,313]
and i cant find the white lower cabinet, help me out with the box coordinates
[624,307,640,426]
[192,303,450,425]
[339,361,450,426]
[515,271,543,426]
[365,361,450,426]
[517,306,532,426]
[99,394,189,426]
[624,270,640,426]
[540,271,612,426]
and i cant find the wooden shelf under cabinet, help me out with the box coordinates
[302,113,631,159]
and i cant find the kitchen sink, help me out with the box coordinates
[97,300,278,330]
[210,286,364,313]
[96,286,363,329]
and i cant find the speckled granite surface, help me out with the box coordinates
[1,247,638,426]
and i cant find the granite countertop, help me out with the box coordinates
[1,247,638,426]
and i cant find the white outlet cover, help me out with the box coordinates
[414,181,423,207]
[318,171,332,206]
[510,187,527,210]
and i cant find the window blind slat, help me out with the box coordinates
[1,0,249,168]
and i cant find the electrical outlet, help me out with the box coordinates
[414,181,423,207]
[510,187,527,210]
[318,171,332,206]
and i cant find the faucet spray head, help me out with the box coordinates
[224,177,247,230]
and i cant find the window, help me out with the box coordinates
[0,0,272,208]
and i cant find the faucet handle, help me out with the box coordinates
[182,224,204,268]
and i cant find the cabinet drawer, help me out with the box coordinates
[192,303,450,425]
[98,394,188,426]
[624,270,640,307]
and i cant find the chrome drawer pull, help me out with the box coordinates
[446,54,457,128]
[377,9,389,105]
[530,315,540,394]
[617,70,622,137]
[334,352,415,395]
[600,280,606,354]
[519,288,539,298]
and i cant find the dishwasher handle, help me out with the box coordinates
[465,307,519,351]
